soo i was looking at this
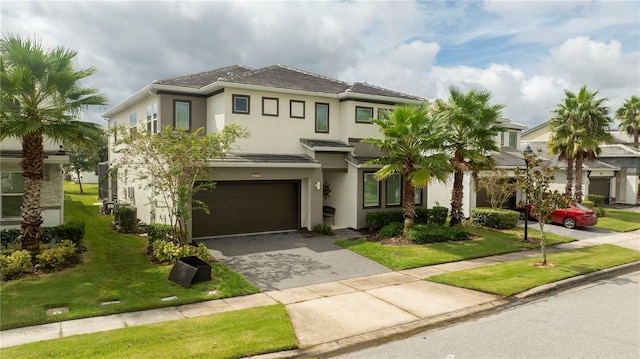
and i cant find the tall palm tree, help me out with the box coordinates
[548,95,578,197]
[0,35,107,258]
[616,95,640,148]
[550,86,612,203]
[364,104,452,237]
[435,86,505,226]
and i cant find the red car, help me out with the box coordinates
[518,203,598,229]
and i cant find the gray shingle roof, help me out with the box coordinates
[154,64,424,100]
[300,138,353,150]
[154,65,254,88]
[208,153,318,165]
[523,141,618,170]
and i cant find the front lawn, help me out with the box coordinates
[0,184,258,330]
[335,227,575,271]
[427,244,640,296]
[0,304,297,359]
[595,208,640,232]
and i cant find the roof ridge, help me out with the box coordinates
[349,81,426,100]
[154,65,253,84]
[274,64,350,86]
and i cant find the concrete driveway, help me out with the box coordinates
[199,229,392,291]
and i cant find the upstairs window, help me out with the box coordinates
[315,102,329,133]
[262,97,279,116]
[233,95,250,114]
[174,100,190,130]
[146,104,158,133]
[129,112,137,127]
[356,106,374,123]
[290,100,305,119]
[1,172,24,219]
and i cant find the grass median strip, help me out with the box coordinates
[0,304,297,359]
[335,227,575,271]
[427,244,640,296]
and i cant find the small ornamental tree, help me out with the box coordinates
[515,151,568,265]
[112,125,249,245]
[68,129,108,193]
[475,169,517,209]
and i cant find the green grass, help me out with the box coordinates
[595,208,640,232]
[0,304,297,359]
[428,244,640,296]
[336,227,575,271]
[0,183,258,330]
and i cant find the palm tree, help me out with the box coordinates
[435,86,505,226]
[0,35,107,258]
[616,95,640,148]
[364,104,452,237]
[548,95,578,197]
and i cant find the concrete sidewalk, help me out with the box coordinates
[1,231,639,356]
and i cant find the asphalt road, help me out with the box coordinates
[337,271,640,359]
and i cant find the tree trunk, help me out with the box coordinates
[574,153,584,203]
[450,168,465,226]
[565,156,574,197]
[538,221,547,265]
[402,176,416,239]
[75,168,84,194]
[21,134,44,260]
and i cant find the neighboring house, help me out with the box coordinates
[0,137,69,229]
[522,122,639,204]
[102,65,432,238]
[426,118,529,216]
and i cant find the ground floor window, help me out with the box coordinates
[1,172,24,218]
[363,172,380,207]
[386,174,401,206]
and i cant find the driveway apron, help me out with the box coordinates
[199,229,392,291]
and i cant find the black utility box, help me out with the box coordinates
[168,256,212,288]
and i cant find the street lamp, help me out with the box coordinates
[523,144,534,242]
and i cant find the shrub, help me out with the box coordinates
[470,208,519,229]
[587,194,605,207]
[380,222,404,237]
[407,224,469,244]
[35,240,80,272]
[151,241,210,264]
[55,221,86,251]
[596,207,606,217]
[365,211,403,231]
[0,250,32,281]
[118,206,138,233]
[312,223,332,235]
[581,200,595,209]
[147,223,173,247]
[429,206,449,225]
[366,206,449,231]
[0,229,20,249]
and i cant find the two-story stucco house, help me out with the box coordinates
[522,122,638,204]
[102,65,441,238]
[426,118,530,215]
[0,137,69,229]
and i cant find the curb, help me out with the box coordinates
[253,261,640,359]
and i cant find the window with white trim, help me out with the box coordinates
[414,187,423,205]
[129,112,137,127]
[233,95,250,114]
[1,172,24,219]
[146,104,158,133]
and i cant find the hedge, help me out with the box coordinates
[407,224,469,244]
[470,207,519,229]
[1,221,85,251]
[118,206,138,233]
[587,194,605,207]
[365,206,449,231]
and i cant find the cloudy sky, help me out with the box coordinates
[2,0,638,129]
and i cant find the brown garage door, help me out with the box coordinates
[589,178,610,198]
[192,180,300,238]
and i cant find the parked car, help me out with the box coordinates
[517,203,598,229]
